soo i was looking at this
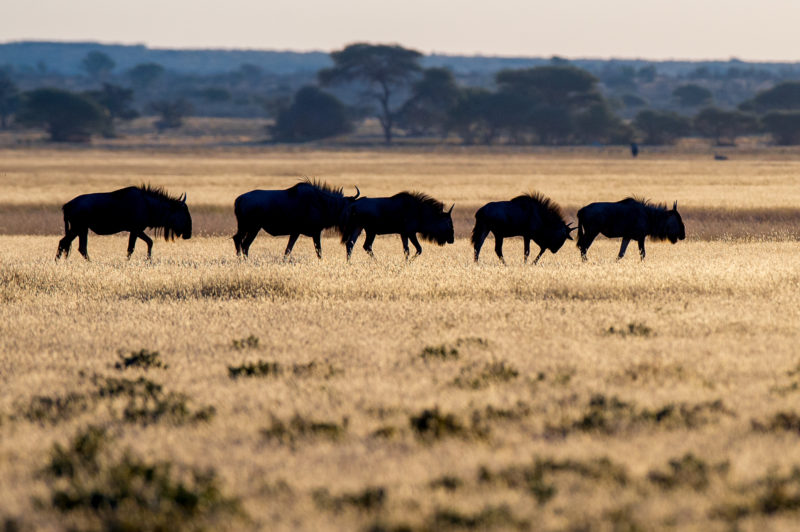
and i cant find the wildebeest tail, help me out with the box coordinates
[471,210,486,248]
[62,205,71,234]
[339,205,356,243]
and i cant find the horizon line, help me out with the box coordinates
[3,38,799,65]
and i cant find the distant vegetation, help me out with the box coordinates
[3,41,800,144]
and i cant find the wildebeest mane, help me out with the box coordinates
[138,183,184,205]
[620,196,668,211]
[137,184,185,241]
[620,196,672,241]
[395,191,445,213]
[511,192,568,228]
[290,178,344,197]
[395,191,450,244]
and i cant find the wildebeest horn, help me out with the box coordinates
[353,186,360,199]
[673,200,677,210]
[447,203,454,214]
[180,192,187,203]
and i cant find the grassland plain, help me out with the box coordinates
[1,148,800,530]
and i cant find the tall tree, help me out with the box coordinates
[318,43,422,143]
[270,86,352,142]
[762,111,800,145]
[397,67,460,137]
[148,99,192,132]
[672,84,713,107]
[16,88,107,142]
[0,73,19,129]
[739,81,800,112]
[634,110,691,145]
[494,65,602,144]
[85,83,139,137]
[81,51,115,80]
[693,107,758,146]
[126,63,165,90]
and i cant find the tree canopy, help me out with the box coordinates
[762,111,800,145]
[634,110,691,145]
[270,86,352,142]
[81,51,115,79]
[740,81,800,112]
[16,88,107,142]
[693,107,758,146]
[672,84,713,107]
[319,43,422,143]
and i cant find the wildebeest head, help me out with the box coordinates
[431,204,455,245]
[166,193,192,240]
[665,201,685,244]
[546,222,577,253]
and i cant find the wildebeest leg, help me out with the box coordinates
[494,235,505,265]
[345,227,362,261]
[578,230,598,262]
[313,233,322,259]
[617,238,630,260]
[139,232,154,259]
[241,230,258,257]
[473,228,489,262]
[638,239,646,261]
[523,238,530,263]
[401,234,410,260]
[127,232,138,259]
[532,246,546,265]
[363,232,376,259]
[409,234,422,259]
[284,234,299,260]
[56,231,77,260]
[77,228,90,261]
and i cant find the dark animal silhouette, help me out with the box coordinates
[232,179,359,259]
[630,142,639,157]
[56,185,191,261]
[471,192,575,264]
[576,197,685,261]
[341,192,454,260]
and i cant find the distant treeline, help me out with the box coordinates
[2,41,800,145]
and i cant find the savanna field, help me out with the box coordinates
[2,145,800,530]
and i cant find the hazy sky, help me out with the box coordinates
[4,0,800,61]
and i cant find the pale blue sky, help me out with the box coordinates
[3,0,799,61]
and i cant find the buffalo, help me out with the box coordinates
[577,197,685,261]
[56,185,191,261]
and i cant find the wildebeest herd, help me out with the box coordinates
[55,180,686,263]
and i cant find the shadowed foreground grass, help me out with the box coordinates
[1,235,800,530]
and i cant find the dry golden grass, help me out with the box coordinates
[1,148,800,530]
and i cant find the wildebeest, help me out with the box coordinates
[56,185,191,261]
[232,179,360,259]
[471,192,576,264]
[341,192,454,260]
[576,197,685,261]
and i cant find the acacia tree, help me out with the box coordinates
[0,73,19,128]
[318,43,422,143]
[16,88,107,142]
[85,83,138,137]
[633,110,691,145]
[270,86,352,142]
[398,67,460,137]
[81,51,115,80]
[672,84,713,107]
[693,107,758,146]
